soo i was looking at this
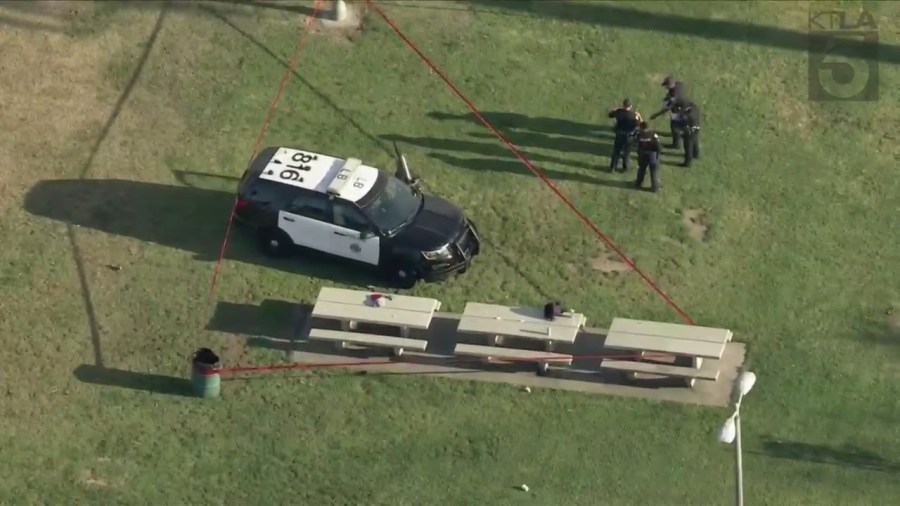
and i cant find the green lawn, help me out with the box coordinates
[2,0,899,504]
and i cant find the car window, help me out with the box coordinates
[332,200,372,232]
[285,192,329,221]
[245,180,294,208]
[361,176,421,234]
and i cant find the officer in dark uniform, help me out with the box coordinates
[674,99,701,167]
[606,99,642,172]
[650,76,688,149]
[634,121,662,193]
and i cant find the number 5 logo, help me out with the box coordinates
[808,31,879,101]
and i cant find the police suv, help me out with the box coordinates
[234,146,480,288]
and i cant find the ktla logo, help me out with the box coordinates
[808,9,879,101]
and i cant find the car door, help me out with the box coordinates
[278,192,333,253]
[329,199,380,266]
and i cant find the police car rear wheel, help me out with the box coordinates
[258,228,294,258]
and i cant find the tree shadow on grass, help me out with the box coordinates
[171,169,243,189]
[74,364,193,397]
[382,133,605,171]
[428,153,638,191]
[415,112,649,187]
[470,0,900,65]
[24,178,383,288]
[61,3,169,370]
[428,111,609,139]
[382,131,628,188]
[466,130,610,156]
[857,316,900,350]
[754,438,900,473]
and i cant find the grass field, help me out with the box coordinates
[2,0,899,504]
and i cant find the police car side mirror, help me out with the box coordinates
[359,229,375,240]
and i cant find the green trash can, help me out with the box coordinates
[191,348,221,398]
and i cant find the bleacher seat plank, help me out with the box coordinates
[453,343,573,365]
[600,359,719,381]
[606,333,725,359]
[610,318,732,343]
[308,328,427,354]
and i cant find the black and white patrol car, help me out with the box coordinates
[234,146,480,288]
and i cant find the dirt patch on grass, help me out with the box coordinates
[0,5,207,194]
[0,0,91,21]
[80,469,110,488]
[888,309,900,336]
[0,11,129,211]
[682,209,708,241]
[590,254,632,275]
[646,72,668,87]
[761,58,816,138]
[313,19,363,46]
[216,335,252,366]
[368,0,473,34]
[0,27,120,158]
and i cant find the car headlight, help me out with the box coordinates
[422,245,453,261]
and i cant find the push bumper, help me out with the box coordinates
[420,220,481,282]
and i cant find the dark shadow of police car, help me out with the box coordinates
[234,145,481,288]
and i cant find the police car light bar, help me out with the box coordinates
[326,157,363,197]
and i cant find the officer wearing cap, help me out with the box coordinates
[606,99,642,172]
[634,121,662,193]
[673,99,701,167]
[650,76,688,149]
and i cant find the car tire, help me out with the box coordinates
[386,261,419,289]
[258,228,294,258]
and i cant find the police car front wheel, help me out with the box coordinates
[386,262,419,289]
[258,228,294,258]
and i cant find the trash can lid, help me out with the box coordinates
[194,347,220,365]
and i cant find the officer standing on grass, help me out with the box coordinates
[650,76,688,149]
[634,121,662,193]
[674,99,701,167]
[607,99,642,172]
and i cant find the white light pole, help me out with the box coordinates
[333,0,348,21]
[718,370,756,506]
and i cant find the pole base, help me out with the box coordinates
[320,0,360,29]
[334,0,347,21]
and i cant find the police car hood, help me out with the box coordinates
[392,194,465,250]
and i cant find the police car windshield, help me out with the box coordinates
[360,175,421,235]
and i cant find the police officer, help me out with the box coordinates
[674,99,701,167]
[650,76,688,149]
[634,121,662,193]
[606,99,642,172]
